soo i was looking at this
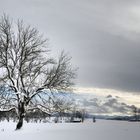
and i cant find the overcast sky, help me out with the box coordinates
[0,0,140,96]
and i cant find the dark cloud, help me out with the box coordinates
[0,0,140,92]
[74,93,136,115]
[106,95,112,98]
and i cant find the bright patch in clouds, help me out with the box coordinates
[75,87,140,107]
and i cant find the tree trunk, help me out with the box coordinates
[16,115,24,130]
[16,101,25,130]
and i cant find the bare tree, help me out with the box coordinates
[53,96,74,116]
[131,105,138,121]
[0,14,76,130]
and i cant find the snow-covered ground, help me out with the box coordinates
[0,119,140,140]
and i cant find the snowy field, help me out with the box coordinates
[0,119,140,140]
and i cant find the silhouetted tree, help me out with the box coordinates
[132,105,138,121]
[0,14,76,130]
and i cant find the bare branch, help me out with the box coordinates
[0,14,77,129]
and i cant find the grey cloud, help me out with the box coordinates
[102,98,130,114]
[75,93,135,115]
[101,98,135,114]
[106,95,112,98]
[0,0,140,93]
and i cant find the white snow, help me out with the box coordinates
[0,119,140,140]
